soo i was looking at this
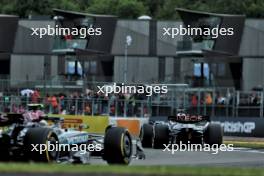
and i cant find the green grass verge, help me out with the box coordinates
[0,141,263,175]
[0,163,263,176]
[224,141,264,149]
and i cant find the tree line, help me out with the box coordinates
[0,0,263,19]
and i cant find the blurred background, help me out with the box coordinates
[0,0,263,125]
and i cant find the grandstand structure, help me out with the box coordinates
[0,9,263,117]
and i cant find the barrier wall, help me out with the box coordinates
[211,117,264,137]
[149,116,264,137]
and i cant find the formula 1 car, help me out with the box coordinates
[0,105,137,164]
[140,110,223,149]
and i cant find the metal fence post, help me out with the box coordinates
[212,90,215,117]
[107,98,110,116]
[115,100,118,117]
[198,90,201,114]
[124,99,127,118]
[235,91,239,117]
[260,92,263,117]
[141,101,144,117]
[82,97,85,115]
[75,98,78,115]
[92,99,94,116]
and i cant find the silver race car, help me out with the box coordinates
[0,104,144,164]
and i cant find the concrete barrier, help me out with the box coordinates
[149,116,264,137]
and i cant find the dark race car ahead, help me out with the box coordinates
[0,104,144,164]
[140,110,223,149]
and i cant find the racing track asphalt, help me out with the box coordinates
[1,148,264,176]
[90,147,264,167]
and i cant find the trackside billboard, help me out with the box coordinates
[150,116,264,137]
[211,117,263,137]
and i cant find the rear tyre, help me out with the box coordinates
[24,128,59,162]
[153,124,169,149]
[204,123,223,146]
[140,124,153,148]
[0,135,10,161]
[0,150,9,161]
[104,127,132,165]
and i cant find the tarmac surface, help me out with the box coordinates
[89,147,264,167]
[1,146,264,176]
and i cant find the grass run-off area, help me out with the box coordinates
[0,163,264,176]
[224,140,264,149]
[0,140,263,176]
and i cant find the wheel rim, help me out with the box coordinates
[47,136,58,160]
[123,134,132,157]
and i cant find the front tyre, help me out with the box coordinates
[140,124,153,148]
[24,128,59,162]
[104,127,132,165]
[0,134,11,161]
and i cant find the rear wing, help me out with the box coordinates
[168,114,210,123]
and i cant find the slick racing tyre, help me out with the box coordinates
[153,124,169,149]
[140,124,153,148]
[104,127,132,165]
[0,138,10,161]
[24,128,59,162]
[0,148,9,161]
[204,123,223,146]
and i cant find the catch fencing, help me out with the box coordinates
[0,88,263,118]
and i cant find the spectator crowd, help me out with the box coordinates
[0,89,151,117]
